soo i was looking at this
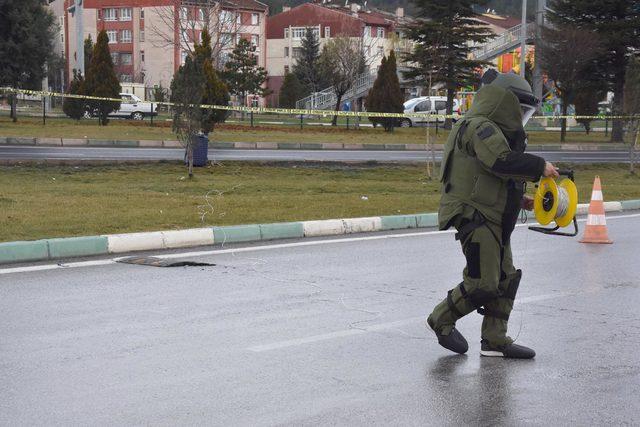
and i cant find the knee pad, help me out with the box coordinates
[459,281,498,309]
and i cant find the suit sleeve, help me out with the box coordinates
[471,123,545,182]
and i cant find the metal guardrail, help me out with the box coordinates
[471,23,536,61]
[296,72,376,111]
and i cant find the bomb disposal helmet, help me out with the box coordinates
[481,69,539,125]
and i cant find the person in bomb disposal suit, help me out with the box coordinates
[426,71,559,359]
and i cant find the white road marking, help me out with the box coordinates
[247,291,578,352]
[0,213,638,276]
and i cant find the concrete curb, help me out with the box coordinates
[1,199,639,265]
[0,137,629,152]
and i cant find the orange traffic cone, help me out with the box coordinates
[579,176,613,244]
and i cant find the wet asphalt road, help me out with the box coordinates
[1,214,639,425]
[0,145,631,163]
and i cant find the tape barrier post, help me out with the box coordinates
[150,103,154,126]
[300,114,303,130]
[250,110,254,128]
[42,95,46,125]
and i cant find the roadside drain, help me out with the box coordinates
[116,256,215,267]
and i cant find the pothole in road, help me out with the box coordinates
[116,256,215,268]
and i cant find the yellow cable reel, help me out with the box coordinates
[530,170,579,236]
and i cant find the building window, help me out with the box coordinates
[181,50,188,65]
[377,27,385,38]
[120,74,133,83]
[363,26,371,37]
[251,35,259,48]
[104,8,117,21]
[198,8,205,21]
[111,52,119,64]
[236,33,241,45]
[284,28,289,38]
[251,13,259,25]
[236,13,242,25]
[141,51,145,62]
[220,10,233,24]
[220,33,232,46]
[284,46,289,57]
[120,29,132,43]
[120,8,132,21]
[284,65,290,74]
[120,53,132,65]
[292,47,302,59]
[324,26,330,38]
[139,30,145,42]
[378,46,384,56]
[291,27,318,39]
[180,7,188,20]
[107,30,118,44]
[140,9,144,19]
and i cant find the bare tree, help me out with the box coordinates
[148,0,242,70]
[623,56,640,174]
[318,37,370,126]
[539,25,603,142]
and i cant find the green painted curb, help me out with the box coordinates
[47,236,108,258]
[380,215,418,230]
[260,222,304,241]
[277,142,300,149]
[621,199,640,211]
[300,143,323,150]
[416,213,439,228]
[210,142,235,149]
[0,137,8,144]
[111,140,139,147]
[0,240,49,263]
[385,144,406,150]
[363,144,386,150]
[213,224,261,243]
[87,139,114,146]
[7,137,36,145]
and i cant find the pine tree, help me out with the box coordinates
[403,0,493,129]
[62,69,85,120]
[223,38,269,108]
[279,72,304,108]
[195,29,230,134]
[0,0,56,121]
[366,51,404,132]
[84,30,121,125]
[547,0,640,142]
[84,35,94,72]
[293,27,323,96]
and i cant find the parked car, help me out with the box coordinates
[84,93,157,120]
[401,96,462,127]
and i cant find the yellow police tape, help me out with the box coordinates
[2,87,638,121]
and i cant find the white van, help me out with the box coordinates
[401,96,461,127]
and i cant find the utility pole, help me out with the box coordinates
[532,0,546,107]
[520,0,527,78]
[71,0,85,75]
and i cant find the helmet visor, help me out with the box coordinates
[521,104,536,126]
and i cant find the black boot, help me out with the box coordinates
[480,339,535,359]
[426,317,469,354]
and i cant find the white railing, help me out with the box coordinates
[471,23,536,61]
[296,72,376,110]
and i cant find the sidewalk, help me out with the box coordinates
[0,136,629,152]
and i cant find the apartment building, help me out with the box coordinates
[266,2,411,105]
[61,0,267,103]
